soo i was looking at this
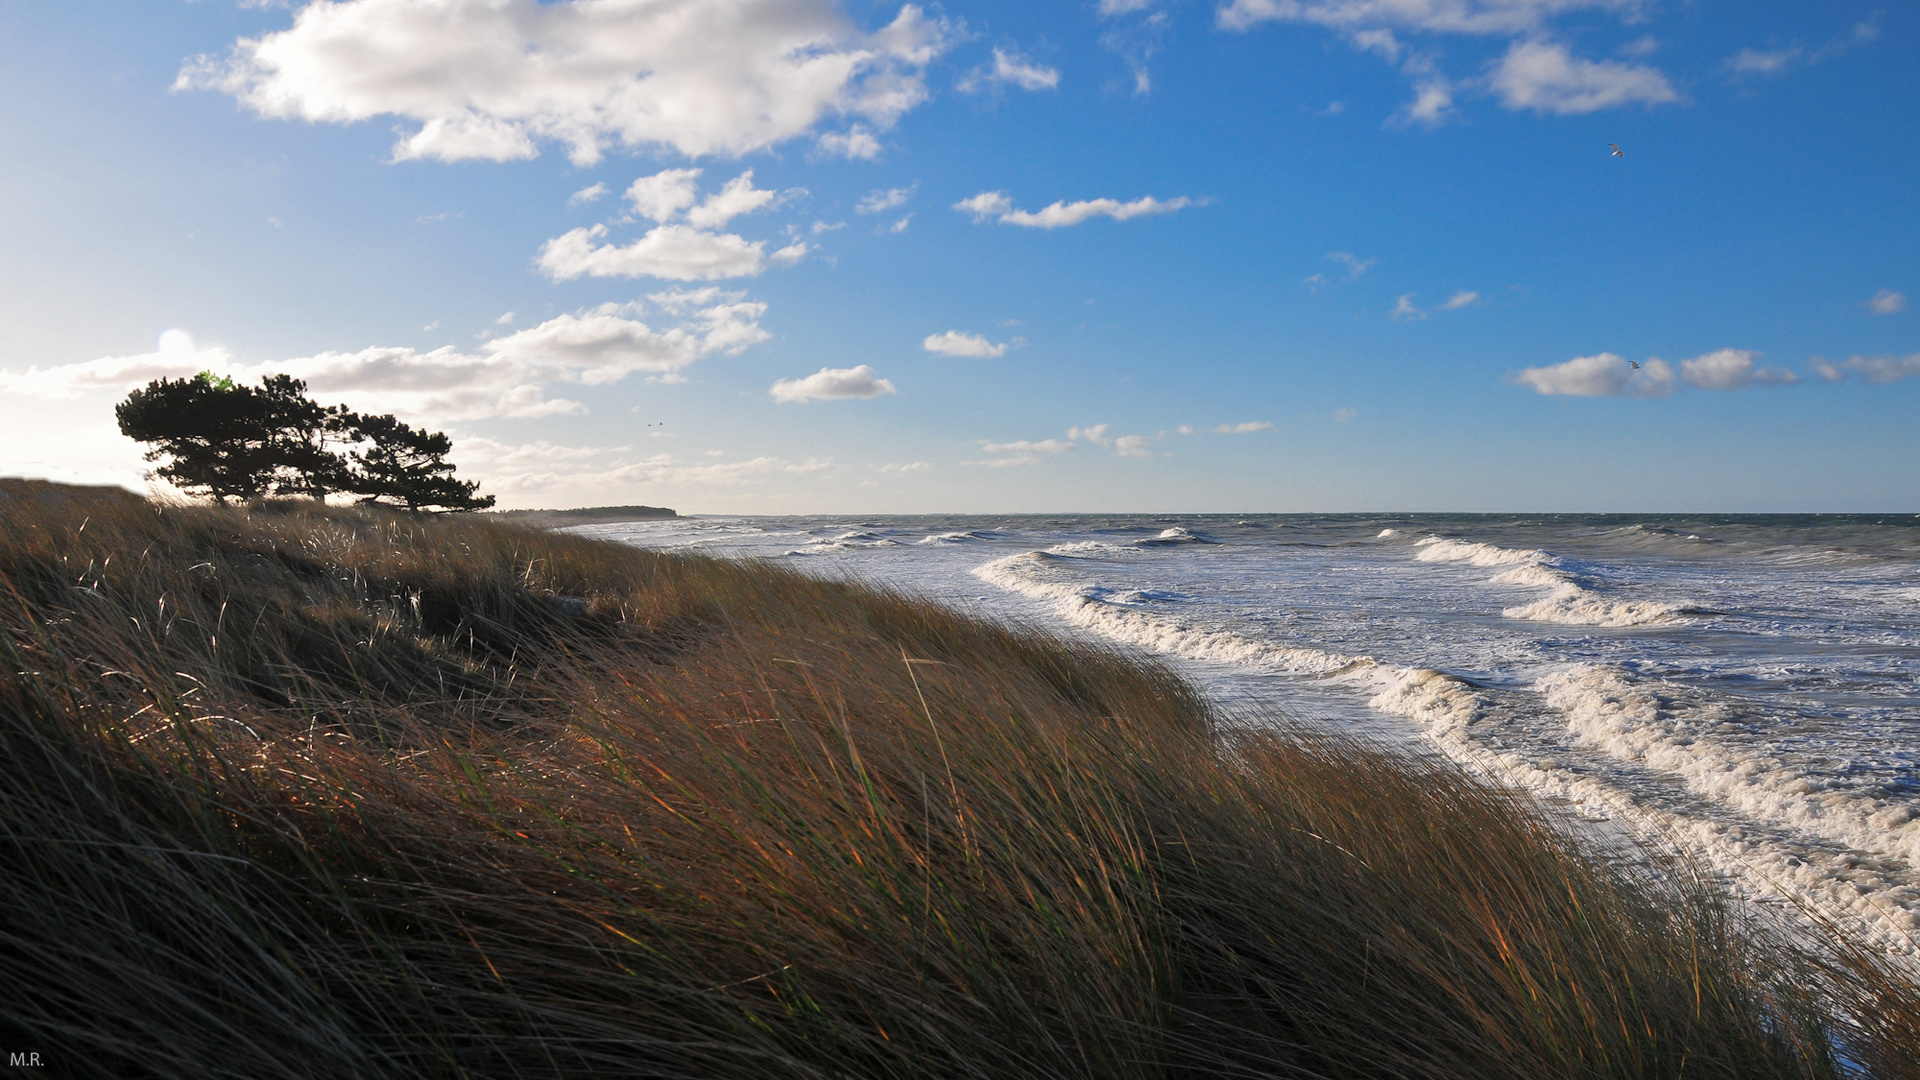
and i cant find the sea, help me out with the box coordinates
[574,513,1920,948]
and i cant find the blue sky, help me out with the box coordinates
[1,0,1914,512]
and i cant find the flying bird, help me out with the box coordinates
[1609,143,1624,158]
[1628,360,1641,369]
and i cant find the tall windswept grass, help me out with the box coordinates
[0,478,1910,1077]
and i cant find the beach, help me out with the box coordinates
[579,513,1920,949]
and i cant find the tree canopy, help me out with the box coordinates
[117,373,492,511]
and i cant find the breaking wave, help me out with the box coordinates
[1413,535,1689,628]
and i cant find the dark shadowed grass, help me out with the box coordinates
[0,478,1911,1077]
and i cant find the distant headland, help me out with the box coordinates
[485,504,679,527]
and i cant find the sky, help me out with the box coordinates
[0,0,1914,513]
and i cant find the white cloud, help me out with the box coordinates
[982,438,1074,455]
[494,311,516,325]
[568,182,609,205]
[857,185,915,214]
[1813,353,1920,385]
[1678,348,1798,391]
[537,224,771,281]
[1488,40,1677,115]
[1214,421,1273,433]
[1866,289,1907,315]
[1724,47,1799,75]
[0,329,221,400]
[1068,424,1111,446]
[1391,291,1477,320]
[1394,78,1457,126]
[815,124,883,160]
[879,461,933,473]
[770,364,897,402]
[1332,407,1359,422]
[626,169,705,222]
[1218,1,1676,123]
[954,190,1194,228]
[685,170,784,229]
[1512,352,1675,397]
[923,330,1006,358]
[1217,0,1644,38]
[886,214,912,234]
[958,48,1061,93]
[1114,432,1164,457]
[1100,0,1154,13]
[1329,251,1375,279]
[176,0,951,164]
[969,436,1074,467]
[1,297,770,421]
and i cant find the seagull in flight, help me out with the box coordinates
[1628,360,1641,369]
[1609,143,1625,158]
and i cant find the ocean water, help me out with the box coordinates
[577,513,1920,947]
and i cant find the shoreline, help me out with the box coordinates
[3,481,1912,1076]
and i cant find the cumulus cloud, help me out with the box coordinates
[175,0,951,164]
[1068,424,1111,446]
[922,330,1006,358]
[1866,289,1907,315]
[1488,40,1677,114]
[538,224,772,281]
[568,182,609,205]
[815,124,883,160]
[1678,348,1798,390]
[954,190,1194,228]
[0,296,770,421]
[769,364,897,402]
[540,169,804,281]
[958,48,1061,93]
[1214,421,1273,433]
[1512,352,1675,397]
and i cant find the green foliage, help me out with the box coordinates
[344,412,494,511]
[116,373,487,511]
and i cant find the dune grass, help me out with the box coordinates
[0,477,1912,1077]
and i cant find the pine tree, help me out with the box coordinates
[116,373,352,504]
[344,414,495,511]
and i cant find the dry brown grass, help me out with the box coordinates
[0,478,1907,1077]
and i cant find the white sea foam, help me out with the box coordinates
[1135,527,1215,546]
[974,550,1492,733]
[1416,535,1687,627]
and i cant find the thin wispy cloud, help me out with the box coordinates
[1213,421,1273,434]
[958,48,1061,93]
[1217,0,1680,124]
[857,185,915,214]
[1865,289,1907,315]
[0,294,772,421]
[955,190,1195,229]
